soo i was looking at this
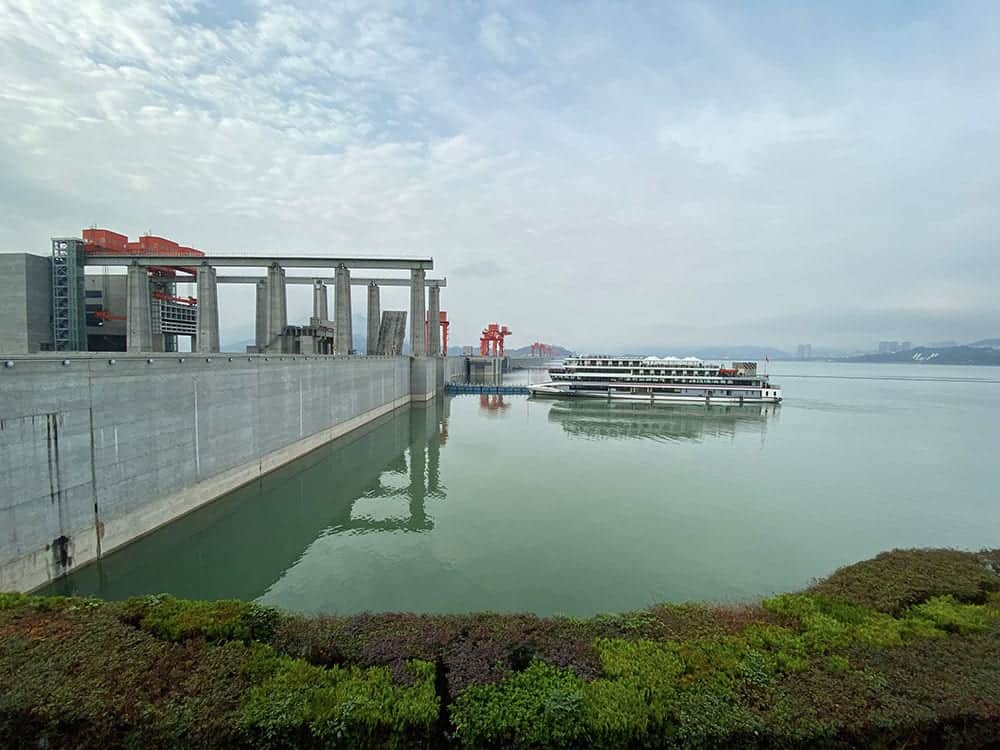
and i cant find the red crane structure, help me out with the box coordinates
[530,342,557,357]
[424,310,450,354]
[479,323,511,357]
[82,228,205,278]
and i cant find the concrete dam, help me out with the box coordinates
[0,353,464,592]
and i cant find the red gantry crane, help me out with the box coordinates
[424,311,450,354]
[479,323,511,357]
[530,342,557,358]
[82,228,205,279]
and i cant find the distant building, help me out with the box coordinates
[878,341,900,354]
[796,344,812,360]
[0,253,53,354]
[462,345,474,356]
[900,341,912,351]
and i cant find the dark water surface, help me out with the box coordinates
[45,362,1000,615]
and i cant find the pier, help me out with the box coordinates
[445,383,530,394]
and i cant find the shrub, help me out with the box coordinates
[808,548,1000,614]
[239,646,438,748]
[905,595,1000,635]
[451,661,588,748]
[3,547,1000,747]
[120,594,281,644]
[0,593,27,610]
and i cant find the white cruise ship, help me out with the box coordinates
[528,355,782,405]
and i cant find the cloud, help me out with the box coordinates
[0,1,998,350]
[478,12,517,64]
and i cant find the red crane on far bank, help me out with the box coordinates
[480,323,511,357]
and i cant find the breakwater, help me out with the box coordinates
[0,353,442,592]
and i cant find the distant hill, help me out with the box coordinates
[968,338,1000,349]
[506,344,575,358]
[838,346,1000,366]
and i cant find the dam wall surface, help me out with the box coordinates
[0,353,439,592]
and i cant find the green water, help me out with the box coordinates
[45,362,1000,616]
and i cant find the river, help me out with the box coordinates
[43,361,1000,616]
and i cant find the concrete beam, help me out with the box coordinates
[86,255,433,270]
[214,275,446,287]
[354,277,445,288]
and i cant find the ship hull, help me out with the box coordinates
[528,382,782,404]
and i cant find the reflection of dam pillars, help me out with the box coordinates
[426,399,444,495]
[408,434,426,527]
[407,402,441,523]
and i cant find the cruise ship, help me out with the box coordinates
[528,355,782,404]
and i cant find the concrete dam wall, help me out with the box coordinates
[0,353,441,592]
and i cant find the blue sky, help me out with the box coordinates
[1,1,997,351]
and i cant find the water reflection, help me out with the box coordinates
[43,400,449,601]
[545,399,778,443]
[479,394,512,414]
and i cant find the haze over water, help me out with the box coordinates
[47,362,1000,616]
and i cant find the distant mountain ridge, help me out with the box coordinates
[506,344,575,358]
[838,346,1000,366]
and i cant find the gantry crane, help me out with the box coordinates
[479,323,511,357]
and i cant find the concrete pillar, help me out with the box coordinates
[195,264,219,353]
[428,285,441,356]
[334,264,352,354]
[367,283,380,355]
[410,268,425,357]
[126,263,153,353]
[312,280,328,321]
[254,280,268,351]
[266,264,286,351]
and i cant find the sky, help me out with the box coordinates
[1,1,998,352]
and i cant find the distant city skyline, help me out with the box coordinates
[2,2,998,351]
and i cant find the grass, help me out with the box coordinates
[1,547,998,748]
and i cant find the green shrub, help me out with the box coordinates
[0,593,27,610]
[0,593,101,612]
[120,594,281,644]
[3,547,1000,748]
[452,661,587,748]
[808,548,1000,614]
[905,595,1000,635]
[239,646,438,748]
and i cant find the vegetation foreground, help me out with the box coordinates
[2,549,999,748]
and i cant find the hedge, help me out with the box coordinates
[1,547,998,748]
